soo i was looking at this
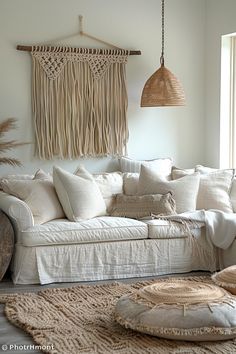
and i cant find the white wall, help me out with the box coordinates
[205,0,236,167]
[0,0,206,175]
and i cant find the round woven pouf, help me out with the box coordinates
[212,266,236,295]
[114,279,236,341]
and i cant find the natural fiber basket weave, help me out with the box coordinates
[141,64,186,107]
[212,265,236,295]
[138,280,226,306]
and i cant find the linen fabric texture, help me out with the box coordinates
[138,164,200,213]
[119,156,172,175]
[53,166,107,221]
[1,177,64,225]
[172,166,234,213]
[109,193,176,219]
[90,171,123,212]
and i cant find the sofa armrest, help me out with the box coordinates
[0,191,34,232]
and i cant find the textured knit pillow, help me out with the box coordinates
[109,193,176,219]
[53,166,107,221]
[138,164,200,213]
[119,156,172,175]
[1,178,65,224]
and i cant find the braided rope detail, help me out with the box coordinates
[32,47,129,80]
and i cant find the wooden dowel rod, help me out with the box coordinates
[16,45,141,55]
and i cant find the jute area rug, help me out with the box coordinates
[1,276,236,354]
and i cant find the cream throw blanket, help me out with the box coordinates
[155,210,236,250]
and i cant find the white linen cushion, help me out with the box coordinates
[53,166,106,221]
[144,219,205,239]
[196,170,233,212]
[92,172,123,211]
[138,164,200,213]
[1,179,65,224]
[20,216,148,246]
[230,177,236,212]
[0,173,33,190]
[33,169,52,181]
[123,173,139,195]
[119,156,172,175]
[115,279,236,341]
[171,167,195,180]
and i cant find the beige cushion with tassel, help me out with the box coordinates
[109,192,176,219]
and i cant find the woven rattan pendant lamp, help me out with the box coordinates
[141,0,185,107]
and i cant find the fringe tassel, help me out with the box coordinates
[31,50,129,159]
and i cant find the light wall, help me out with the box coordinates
[0,0,206,175]
[205,0,236,167]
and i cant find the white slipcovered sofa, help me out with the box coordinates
[0,158,235,285]
[0,190,216,285]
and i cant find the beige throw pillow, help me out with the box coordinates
[138,165,200,213]
[197,170,233,212]
[109,193,176,219]
[119,156,172,175]
[171,166,195,180]
[53,166,107,221]
[92,172,123,211]
[1,178,65,224]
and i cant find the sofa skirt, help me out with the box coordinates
[12,235,217,284]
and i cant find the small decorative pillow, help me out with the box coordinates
[109,193,176,219]
[212,266,236,295]
[1,178,65,224]
[119,156,172,176]
[53,165,107,221]
[138,164,200,213]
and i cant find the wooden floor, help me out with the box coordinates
[0,271,208,354]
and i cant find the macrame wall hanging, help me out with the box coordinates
[17,18,141,159]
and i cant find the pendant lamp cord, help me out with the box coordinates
[160,0,165,66]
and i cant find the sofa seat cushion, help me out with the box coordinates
[20,216,148,246]
[144,219,205,239]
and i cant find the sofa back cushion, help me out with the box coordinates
[119,156,172,175]
[92,172,123,211]
[172,166,234,213]
[197,170,233,213]
[109,192,176,219]
[137,164,200,213]
[123,173,139,195]
[53,166,107,221]
[1,178,65,224]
